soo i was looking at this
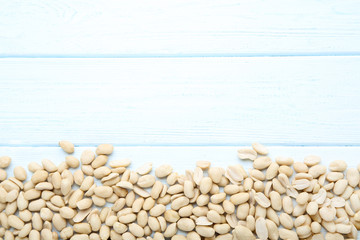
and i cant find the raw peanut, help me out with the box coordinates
[13,166,27,181]
[35,182,53,190]
[254,192,270,208]
[308,165,327,178]
[243,177,253,191]
[237,148,257,161]
[226,165,246,184]
[136,162,152,175]
[319,205,336,221]
[183,180,195,199]
[41,159,58,172]
[266,219,279,240]
[0,156,11,168]
[163,222,177,238]
[81,150,95,165]
[275,156,294,166]
[128,223,144,237]
[333,179,348,195]
[94,186,113,198]
[325,233,344,240]
[77,198,93,210]
[17,192,28,211]
[224,185,241,195]
[41,229,52,239]
[293,162,308,173]
[195,226,215,238]
[199,177,212,194]
[253,181,264,192]
[51,172,62,189]
[31,170,48,184]
[232,225,255,240]
[6,189,19,202]
[66,156,80,168]
[81,165,94,176]
[28,199,46,211]
[155,165,173,178]
[293,178,310,190]
[192,168,203,185]
[237,202,250,220]
[196,194,209,207]
[117,181,134,190]
[172,196,189,210]
[278,165,293,177]
[329,160,347,172]
[296,225,311,238]
[96,144,113,155]
[53,213,67,231]
[61,178,72,195]
[282,196,293,214]
[164,209,180,223]
[137,175,156,188]
[148,204,165,217]
[172,235,186,240]
[350,193,360,212]
[306,201,318,215]
[304,155,321,166]
[230,192,249,205]
[269,191,281,211]
[8,215,24,229]
[336,223,352,234]
[252,142,268,155]
[177,218,195,231]
[279,213,294,229]
[196,216,212,226]
[133,186,150,198]
[59,140,75,154]
[255,217,268,240]
[92,195,106,206]
[73,208,92,223]
[91,155,108,169]
[196,161,211,169]
[0,168,7,181]
[211,192,226,204]
[347,168,360,187]
[209,167,224,183]
[214,223,230,235]
[327,172,344,182]
[110,159,131,168]
[207,209,221,223]
[60,207,76,219]
[265,162,279,180]
[40,208,53,221]
[74,223,92,234]
[311,221,321,234]
[296,192,309,205]
[253,156,272,170]
[279,229,299,240]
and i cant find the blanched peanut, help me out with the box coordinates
[0,141,358,240]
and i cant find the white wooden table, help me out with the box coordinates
[0,0,360,182]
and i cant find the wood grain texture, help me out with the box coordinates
[1,146,360,181]
[0,0,360,56]
[0,57,359,146]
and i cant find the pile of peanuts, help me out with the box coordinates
[1,141,360,240]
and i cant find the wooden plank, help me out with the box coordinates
[1,146,360,178]
[0,57,359,146]
[0,0,360,56]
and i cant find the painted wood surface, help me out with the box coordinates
[1,57,359,146]
[1,146,359,181]
[1,0,360,57]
